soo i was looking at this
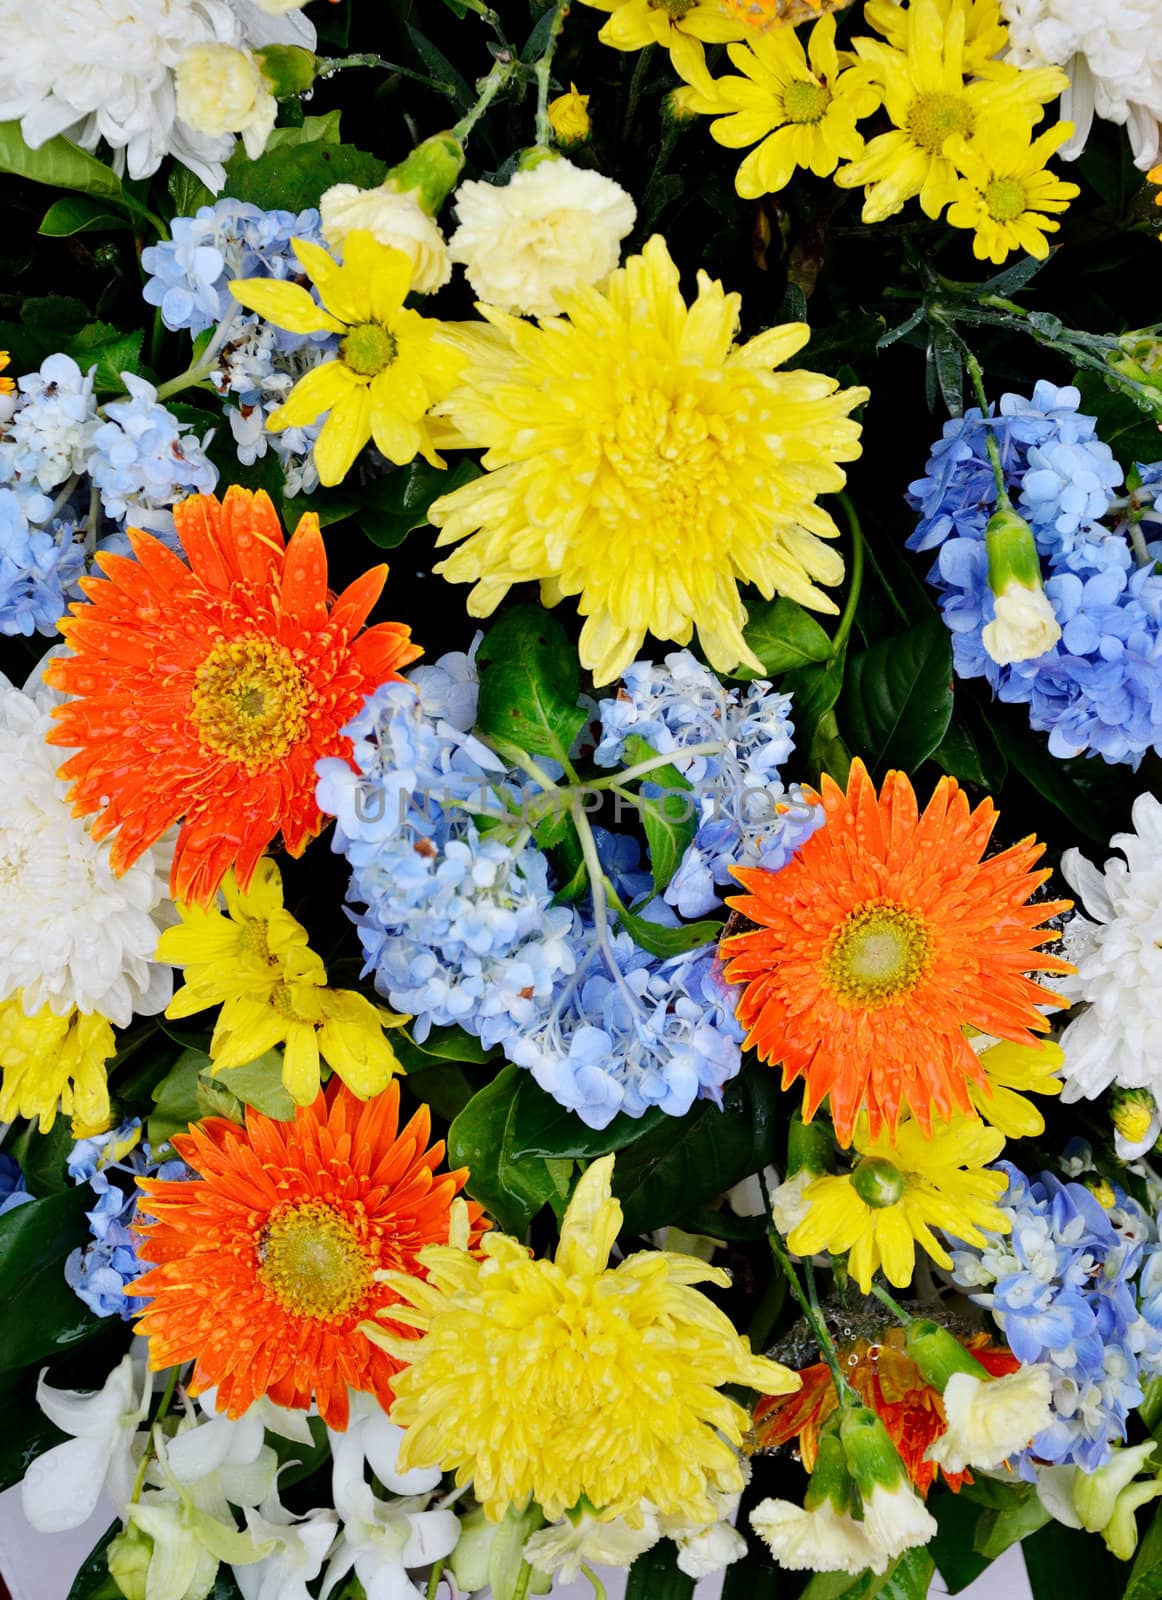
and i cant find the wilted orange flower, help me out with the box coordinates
[722,759,1070,1145]
[752,1325,1019,1496]
[130,1079,485,1429]
[46,486,420,907]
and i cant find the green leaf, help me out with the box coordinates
[1126,1503,1162,1600]
[930,718,990,789]
[839,618,953,777]
[612,1066,779,1235]
[622,734,697,893]
[67,321,145,391]
[7,1114,76,1197]
[400,1062,479,1121]
[223,138,386,212]
[733,595,834,679]
[1141,1374,1162,1432]
[211,1053,295,1120]
[147,1047,211,1150]
[281,487,363,529]
[448,1065,562,1233]
[1023,1519,1121,1600]
[0,1189,104,1369]
[984,696,1129,843]
[476,606,587,766]
[508,1074,670,1159]
[609,896,722,959]
[930,1488,994,1594]
[39,196,131,237]
[394,1024,498,1067]
[0,121,122,198]
[625,1539,696,1600]
[1072,368,1162,471]
[66,1521,121,1600]
[783,650,850,784]
[167,165,214,220]
[798,1549,934,1600]
[973,1482,1050,1559]
[0,1364,67,1492]
[265,111,343,150]
[356,456,481,548]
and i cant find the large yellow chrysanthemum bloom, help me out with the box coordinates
[368,1154,800,1525]
[675,14,882,198]
[230,230,464,486]
[786,1116,1010,1292]
[833,0,1067,223]
[945,122,1080,263]
[157,859,405,1105]
[967,1036,1063,1139]
[0,997,115,1135]
[430,235,868,686]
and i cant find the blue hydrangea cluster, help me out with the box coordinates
[0,1151,34,1217]
[909,381,1162,765]
[593,650,825,918]
[63,1120,186,1320]
[950,1164,1162,1472]
[89,374,217,536]
[0,488,85,636]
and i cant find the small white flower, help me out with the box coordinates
[320,185,452,294]
[525,1506,661,1582]
[448,155,636,317]
[981,585,1062,665]
[328,1389,442,1510]
[672,1517,747,1578]
[21,1352,149,1532]
[726,1164,779,1218]
[176,43,277,161]
[236,1498,339,1600]
[1057,793,1162,1102]
[926,1367,1054,1474]
[750,1498,882,1575]
[771,1169,813,1236]
[321,1481,460,1600]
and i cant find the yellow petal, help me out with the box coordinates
[556,1154,621,1279]
[281,1023,322,1105]
[228,277,344,336]
[269,358,360,432]
[311,384,372,485]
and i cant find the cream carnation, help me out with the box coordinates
[448,155,637,317]
[320,184,452,293]
[1057,792,1162,1101]
[750,1498,881,1575]
[0,664,174,1028]
[175,42,276,160]
[1000,0,1162,168]
[926,1367,1054,1474]
[981,585,1062,665]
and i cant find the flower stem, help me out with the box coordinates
[581,1565,607,1600]
[453,53,518,141]
[585,740,725,789]
[320,54,459,99]
[425,1559,446,1599]
[129,1363,182,1504]
[621,44,654,145]
[152,305,239,405]
[832,493,865,659]
[869,1280,915,1325]
[758,1168,857,1403]
[512,1559,534,1600]
[962,348,1012,507]
[534,0,572,145]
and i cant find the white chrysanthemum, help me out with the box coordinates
[1058,792,1162,1101]
[321,184,452,293]
[925,1367,1054,1473]
[448,155,637,317]
[1000,0,1162,168]
[0,0,315,191]
[0,665,174,1028]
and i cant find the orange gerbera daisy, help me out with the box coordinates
[752,1325,1018,1496]
[45,486,420,907]
[722,759,1070,1144]
[130,1078,485,1429]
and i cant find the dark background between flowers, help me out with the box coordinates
[1,3,1161,1597]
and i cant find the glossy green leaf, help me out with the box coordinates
[839,618,953,777]
[612,1066,780,1235]
[211,1052,295,1120]
[1072,369,1162,471]
[7,1114,77,1197]
[40,197,130,237]
[1023,1519,1120,1600]
[357,457,481,547]
[147,1048,211,1150]
[394,1024,498,1067]
[476,606,587,766]
[400,1062,478,1121]
[931,718,991,788]
[783,650,850,784]
[0,1365,66,1492]
[625,1539,696,1600]
[448,1065,565,1233]
[930,1488,994,1593]
[798,1549,934,1600]
[0,1189,104,1369]
[0,121,122,197]
[973,1482,1050,1559]
[609,895,722,959]
[223,138,385,212]
[622,734,697,893]
[167,165,214,219]
[734,595,834,679]
[508,1075,669,1159]
[67,321,145,392]
[266,111,342,150]
[65,1521,121,1600]
[1125,1502,1162,1600]
[985,697,1128,843]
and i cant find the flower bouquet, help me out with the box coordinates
[3,2,1162,1599]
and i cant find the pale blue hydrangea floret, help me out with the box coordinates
[593,650,824,918]
[89,374,217,533]
[950,1164,1161,1473]
[0,488,85,636]
[0,353,97,491]
[908,383,1162,766]
[64,1120,187,1320]
[0,1152,34,1217]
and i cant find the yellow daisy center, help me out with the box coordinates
[782,79,831,124]
[236,915,273,965]
[984,176,1028,222]
[850,1155,905,1208]
[341,320,399,377]
[825,898,932,1007]
[257,1200,374,1319]
[271,980,322,1024]
[905,91,974,155]
[191,636,312,767]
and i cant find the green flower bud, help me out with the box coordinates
[981,503,1061,666]
[107,1525,153,1600]
[385,131,466,216]
[447,1504,497,1592]
[786,1109,835,1180]
[255,45,317,99]
[850,1155,905,1209]
[803,1417,859,1516]
[838,1404,909,1496]
[904,1318,990,1392]
[516,145,560,174]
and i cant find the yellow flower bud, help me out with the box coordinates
[548,83,591,146]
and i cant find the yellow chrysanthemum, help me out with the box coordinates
[833,0,1067,223]
[369,1154,800,1525]
[967,1036,1063,1139]
[229,230,464,486]
[430,234,867,685]
[156,858,405,1106]
[675,14,882,198]
[945,122,1080,263]
[0,996,115,1135]
[787,1116,1010,1292]
[576,0,747,86]
[861,0,1007,75]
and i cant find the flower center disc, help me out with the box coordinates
[825,897,932,1007]
[341,321,399,377]
[906,92,973,155]
[191,636,312,768]
[257,1200,374,1320]
[984,176,1028,222]
[783,79,831,124]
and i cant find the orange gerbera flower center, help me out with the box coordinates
[257,1199,375,1320]
[191,636,312,767]
[824,898,932,1008]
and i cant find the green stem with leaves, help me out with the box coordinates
[869,1280,915,1326]
[129,1363,182,1505]
[832,492,865,660]
[758,1169,857,1403]
[534,0,572,145]
[453,53,518,142]
[319,54,459,99]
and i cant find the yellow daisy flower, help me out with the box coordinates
[157,859,406,1105]
[676,13,882,198]
[229,230,464,487]
[787,1116,1010,1293]
[430,234,868,686]
[0,997,115,1135]
[576,0,747,85]
[967,1036,1064,1139]
[833,0,1067,223]
[369,1154,800,1525]
[0,351,13,398]
[945,122,1080,263]
[861,0,1008,75]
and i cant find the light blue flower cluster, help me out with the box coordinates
[0,488,85,636]
[63,1120,185,1320]
[89,374,217,536]
[908,381,1162,765]
[950,1164,1162,1473]
[593,650,824,917]
[0,1151,34,1217]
